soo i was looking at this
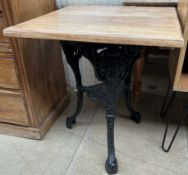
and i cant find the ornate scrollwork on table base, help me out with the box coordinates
[61,41,142,174]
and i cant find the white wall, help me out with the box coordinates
[56,0,124,88]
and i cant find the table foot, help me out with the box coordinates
[66,91,83,129]
[66,117,76,129]
[105,157,118,174]
[131,111,141,124]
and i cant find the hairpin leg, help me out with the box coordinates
[160,82,173,117]
[161,91,187,152]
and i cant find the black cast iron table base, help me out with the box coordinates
[61,41,142,174]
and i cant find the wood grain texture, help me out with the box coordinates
[178,0,188,29]
[0,93,69,140]
[173,25,188,92]
[0,2,2,11]
[0,122,41,139]
[0,58,19,89]
[0,43,12,54]
[174,74,188,92]
[4,5,184,48]
[39,93,69,139]
[132,47,146,102]
[2,0,68,128]
[4,0,56,25]
[124,0,178,6]
[0,0,69,139]
[0,34,13,58]
[16,38,68,127]
[0,17,9,43]
[168,0,188,92]
[0,89,29,126]
[0,52,13,59]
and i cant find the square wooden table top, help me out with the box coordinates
[4,5,184,48]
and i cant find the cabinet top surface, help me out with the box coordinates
[4,5,184,48]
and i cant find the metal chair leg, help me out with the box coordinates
[160,82,173,117]
[161,92,188,152]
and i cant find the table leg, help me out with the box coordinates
[125,78,141,123]
[132,47,146,103]
[161,91,188,152]
[105,105,118,174]
[61,42,83,129]
[160,82,174,117]
[66,90,83,129]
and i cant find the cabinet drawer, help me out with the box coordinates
[0,43,13,59]
[0,53,13,59]
[0,90,30,126]
[0,58,19,89]
[0,43,12,53]
[0,17,9,43]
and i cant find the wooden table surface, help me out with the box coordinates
[4,5,184,48]
[124,0,178,6]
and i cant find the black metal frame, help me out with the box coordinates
[61,41,142,174]
[161,82,188,152]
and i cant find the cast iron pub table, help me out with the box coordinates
[4,5,184,174]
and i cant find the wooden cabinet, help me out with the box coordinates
[0,0,69,139]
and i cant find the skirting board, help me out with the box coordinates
[0,94,70,140]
